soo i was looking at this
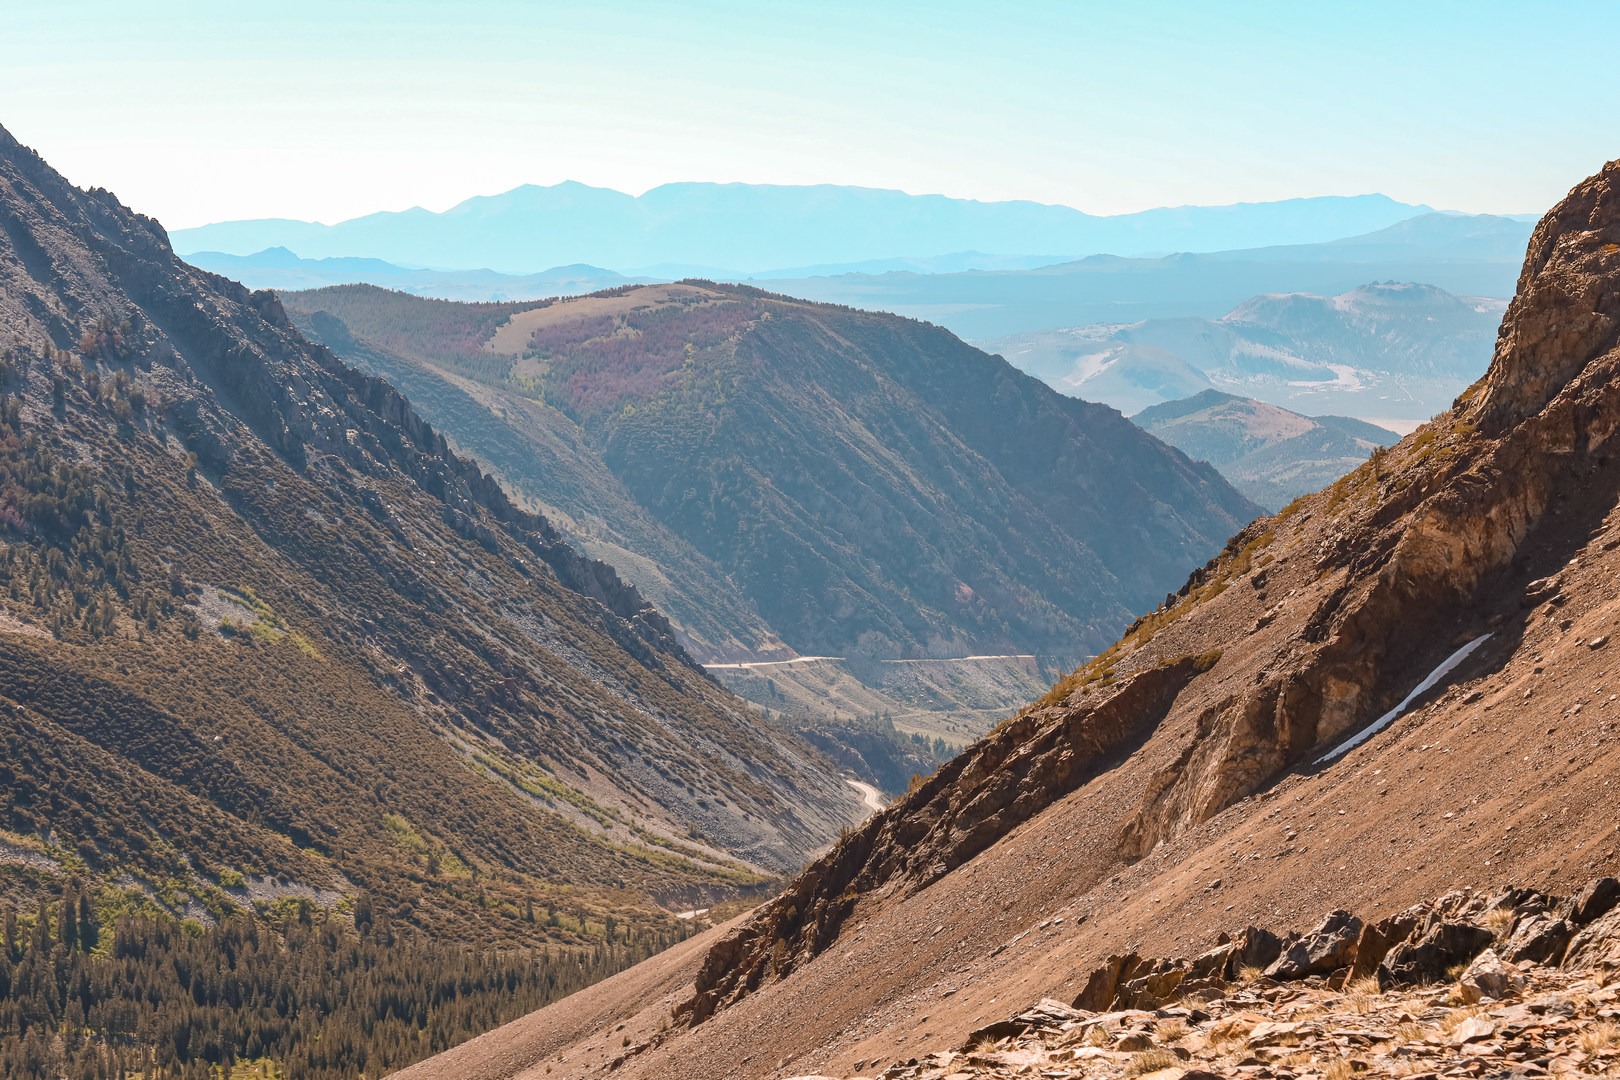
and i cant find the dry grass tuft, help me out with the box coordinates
[1439,1006,1485,1034]
[1205,1017,1251,1052]
[1344,975,1382,996]
[1125,1049,1182,1076]
[1480,906,1518,938]
[1155,1017,1189,1043]
[1323,1060,1357,1080]
[1580,1020,1620,1054]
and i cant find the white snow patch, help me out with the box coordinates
[1317,634,1491,764]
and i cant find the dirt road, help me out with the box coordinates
[845,778,885,814]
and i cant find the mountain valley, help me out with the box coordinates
[282,280,1258,777]
[396,158,1620,1080]
[0,124,872,1077]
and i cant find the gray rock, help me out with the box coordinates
[1382,921,1495,985]
[1265,910,1363,981]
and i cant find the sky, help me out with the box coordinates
[4,0,1618,229]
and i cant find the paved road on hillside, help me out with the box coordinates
[846,779,885,814]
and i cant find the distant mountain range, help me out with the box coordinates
[1133,390,1399,510]
[185,247,649,300]
[986,280,1508,424]
[171,183,1452,274]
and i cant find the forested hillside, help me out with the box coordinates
[0,123,857,1076]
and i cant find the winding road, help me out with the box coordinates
[845,778,886,814]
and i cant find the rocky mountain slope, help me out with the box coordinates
[1134,390,1398,510]
[284,283,1259,664]
[845,879,1620,1080]
[395,158,1620,1080]
[989,281,1505,423]
[0,121,859,953]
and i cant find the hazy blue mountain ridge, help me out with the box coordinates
[172,182,1438,274]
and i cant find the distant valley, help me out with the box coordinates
[1133,390,1399,510]
[284,281,1258,780]
[989,280,1507,424]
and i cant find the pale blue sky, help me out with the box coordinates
[4,1,1616,228]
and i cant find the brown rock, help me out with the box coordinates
[1499,914,1571,965]
[1571,877,1620,926]
[1458,949,1527,1003]
[1383,921,1495,985]
[1562,906,1620,970]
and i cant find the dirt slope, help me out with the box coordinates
[395,159,1620,1079]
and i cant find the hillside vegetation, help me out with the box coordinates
[0,123,859,1076]
[286,282,1258,665]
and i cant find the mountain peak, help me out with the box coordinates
[1470,158,1620,432]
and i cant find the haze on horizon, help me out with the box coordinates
[7,0,1620,230]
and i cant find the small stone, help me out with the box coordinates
[1592,636,1610,649]
[1453,1016,1497,1044]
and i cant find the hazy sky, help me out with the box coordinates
[5,1,1617,229]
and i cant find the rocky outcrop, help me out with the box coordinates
[873,890,1620,1080]
[1472,159,1620,432]
[1069,879,1620,1014]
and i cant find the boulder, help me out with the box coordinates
[1571,877,1620,926]
[1562,906,1620,970]
[1230,925,1284,975]
[1264,910,1362,980]
[1499,913,1571,965]
[1116,965,1188,1009]
[1073,953,1134,1012]
[1457,948,1527,1003]
[1349,911,1422,984]
[1381,921,1494,985]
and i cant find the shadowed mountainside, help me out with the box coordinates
[284,282,1261,665]
[0,122,860,952]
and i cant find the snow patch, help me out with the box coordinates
[1317,634,1492,764]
